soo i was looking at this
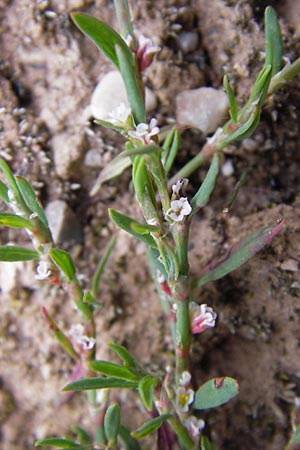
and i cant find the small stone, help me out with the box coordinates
[0,261,23,295]
[178,31,199,53]
[90,70,157,120]
[51,129,87,179]
[221,160,234,177]
[280,259,299,272]
[45,200,83,244]
[176,87,228,134]
[84,149,102,168]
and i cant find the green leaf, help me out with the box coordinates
[70,425,92,446]
[16,176,48,227]
[41,307,79,361]
[164,128,181,174]
[193,377,239,410]
[104,404,121,446]
[201,436,217,450]
[138,375,158,411]
[115,43,146,124]
[49,248,76,282]
[92,236,116,297]
[191,153,220,215]
[248,64,272,108]
[265,6,282,77]
[108,341,138,368]
[0,245,39,262]
[90,153,132,196]
[88,360,140,381]
[130,221,160,234]
[220,103,261,149]
[0,180,9,203]
[132,156,158,223]
[0,212,34,230]
[196,218,285,287]
[109,208,158,249]
[223,74,238,123]
[119,425,141,450]
[114,0,136,45]
[63,377,139,392]
[34,437,82,448]
[71,13,132,70]
[0,159,27,210]
[131,414,171,439]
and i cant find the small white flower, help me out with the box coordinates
[128,118,159,144]
[166,197,192,222]
[185,416,205,438]
[36,260,51,280]
[177,386,194,413]
[179,371,192,387]
[190,302,217,334]
[69,324,96,351]
[172,179,189,198]
[106,102,131,126]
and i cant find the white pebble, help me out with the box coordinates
[176,87,228,134]
[90,71,157,120]
[221,160,234,177]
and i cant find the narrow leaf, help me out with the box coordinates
[201,436,217,450]
[119,425,141,450]
[265,6,283,77]
[0,245,39,261]
[138,376,158,411]
[114,0,136,45]
[115,44,146,124]
[71,13,132,69]
[196,218,285,287]
[132,414,171,439]
[88,360,139,381]
[34,437,81,448]
[0,159,27,210]
[109,208,158,249]
[49,248,76,282]
[108,341,138,368]
[41,307,79,360]
[63,377,139,392]
[248,64,272,107]
[223,74,238,123]
[92,236,116,297]
[90,153,131,196]
[104,404,121,445]
[16,176,48,227]
[71,425,92,445]
[220,104,261,149]
[130,221,160,234]
[0,212,34,230]
[0,180,9,203]
[164,128,181,174]
[191,153,220,215]
[193,377,239,410]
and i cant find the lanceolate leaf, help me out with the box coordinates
[138,375,158,411]
[196,218,285,288]
[223,74,238,123]
[0,245,39,262]
[131,414,172,439]
[63,377,139,392]
[34,437,82,448]
[191,153,220,215]
[71,425,92,445]
[193,377,239,410]
[119,425,141,450]
[49,248,76,282]
[0,158,27,210]
[109,208,158,249]
[104,404,121,446]
[92,236,116,297]
[108,341,138,368]
[265,6,283,77]
[16,176,49,227]
[71,13,132,70]
[0,180,9,203]
[0,212,34,230]
[88,360,140,381]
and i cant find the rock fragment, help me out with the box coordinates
[45,200,83,244]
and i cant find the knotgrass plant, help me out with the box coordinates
[0,2,300,449]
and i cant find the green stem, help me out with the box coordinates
[168,416,195,450]
[168,151,208,186]
[269,57,300,94]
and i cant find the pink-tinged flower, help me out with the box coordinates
[177,386,194,413]
[166,197,192,222]
[69,324,96,352]
[190,302,217,334]
[136,35,160,71]
[185,416,205,438]
[128,118,159,144]
[172,178,189,199]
